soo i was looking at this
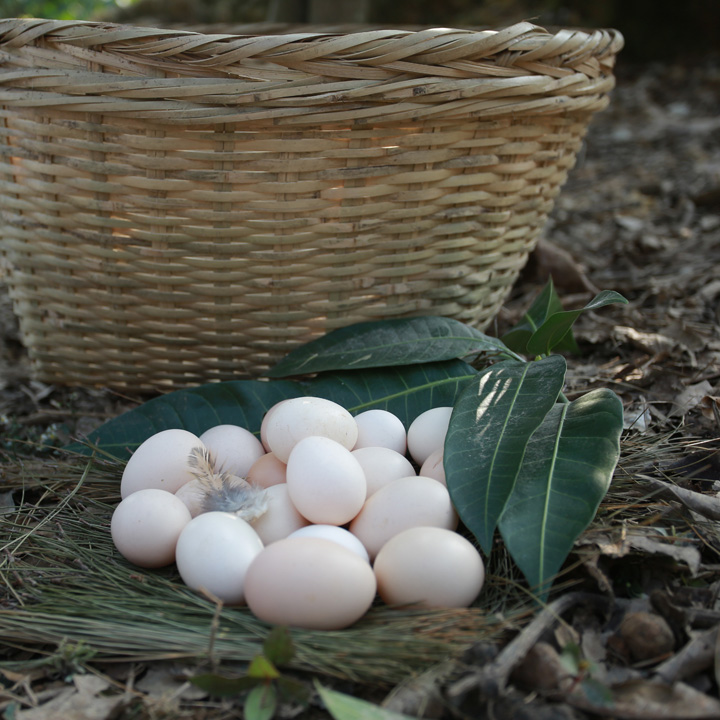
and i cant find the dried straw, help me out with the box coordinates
[0,455,520,683]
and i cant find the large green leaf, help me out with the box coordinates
[266,316,515,378]
[498,389,624,600]
[443,356,567,555]
[525,290,628,357]
[78,360,477,460]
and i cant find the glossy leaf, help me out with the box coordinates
[501,278,572,354]
[76,360,477,460]
[245,683,277,720]
[267,316,515,378]
[525,290,628,357]
[498,389,624,600]
[315,682,418,720]
[443,356,567,555]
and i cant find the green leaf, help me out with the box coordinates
[525,290,628,357]
[75,360,477,459]
[189,673,260,697]
[245,683,278,720]
[501,278,567,354]
[498,388,624,600]
[276,676,311,705]
[444,356,567,555]
[581,677,615,707]
[248,655,280,680]
[262,626,294,666]
[266,316,515,378]
[315,681,418,720]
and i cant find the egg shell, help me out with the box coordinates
[246,452,287,489]
[286,436,367,525]
[288,524,370,562]
[264,396,358,463]
[250,484,310,544]
[244,537,377,630]
[349,475,458,560]
[120,428,205,499]
[406,406,453,466]
[260,399,291,452]
[174,477,208,518]
[111,488,191,568]
[419,448,446,486]
[351,446,416,497]
[175,512,264,605]
[352,409,407,455]
[374,527,485,609]
[199,424,265,478]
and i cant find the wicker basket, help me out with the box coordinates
[0,19,623,391]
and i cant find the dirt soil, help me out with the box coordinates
[1,59,720,719]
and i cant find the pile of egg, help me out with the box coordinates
[111,397,485,630]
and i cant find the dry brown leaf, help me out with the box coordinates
[613,326,676,356]
[699,395,720,421]
[577,529,701,576]
[16,675,125,720]
[529,237,600,294]
[669,381,714,418]
[589,678,720,719]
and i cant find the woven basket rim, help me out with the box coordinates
[0,18,624,76]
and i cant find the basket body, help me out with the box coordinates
[0,20,622,390]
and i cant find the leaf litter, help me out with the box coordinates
[1,60,720,720]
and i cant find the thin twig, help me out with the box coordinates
[447,592,611,700]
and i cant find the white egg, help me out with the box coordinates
[250,484,310,544]
[374,527,485,608]
[288,524,370,563]
[352,409,407,455]
[264,396,358,463]
[244,537,377,630]
[286,435,367,525]
[199,424,265,477]
[406,407,453,465]
[349,475,458,560]
[174,478,208,518]
[120,428,205,499]
[351,446,416,496]
[111,488,191,568]
[260,399,291,452]
[175,512,264,605]
[419,448,446,486]
[246,452,287,488]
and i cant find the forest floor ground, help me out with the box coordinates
[1,58,719,719]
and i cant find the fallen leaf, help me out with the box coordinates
[577,528,701,575]
[135,665,207,702]
[699,394,720,421]
[17,675,124,720]
[528,238,600,294]
[613,326,676,356]
[669,381,714,417]
[573,678,720,719]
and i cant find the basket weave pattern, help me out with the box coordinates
[0,19,623,390]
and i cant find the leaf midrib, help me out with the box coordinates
[483,363,530,538]
[538,402,569,586]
